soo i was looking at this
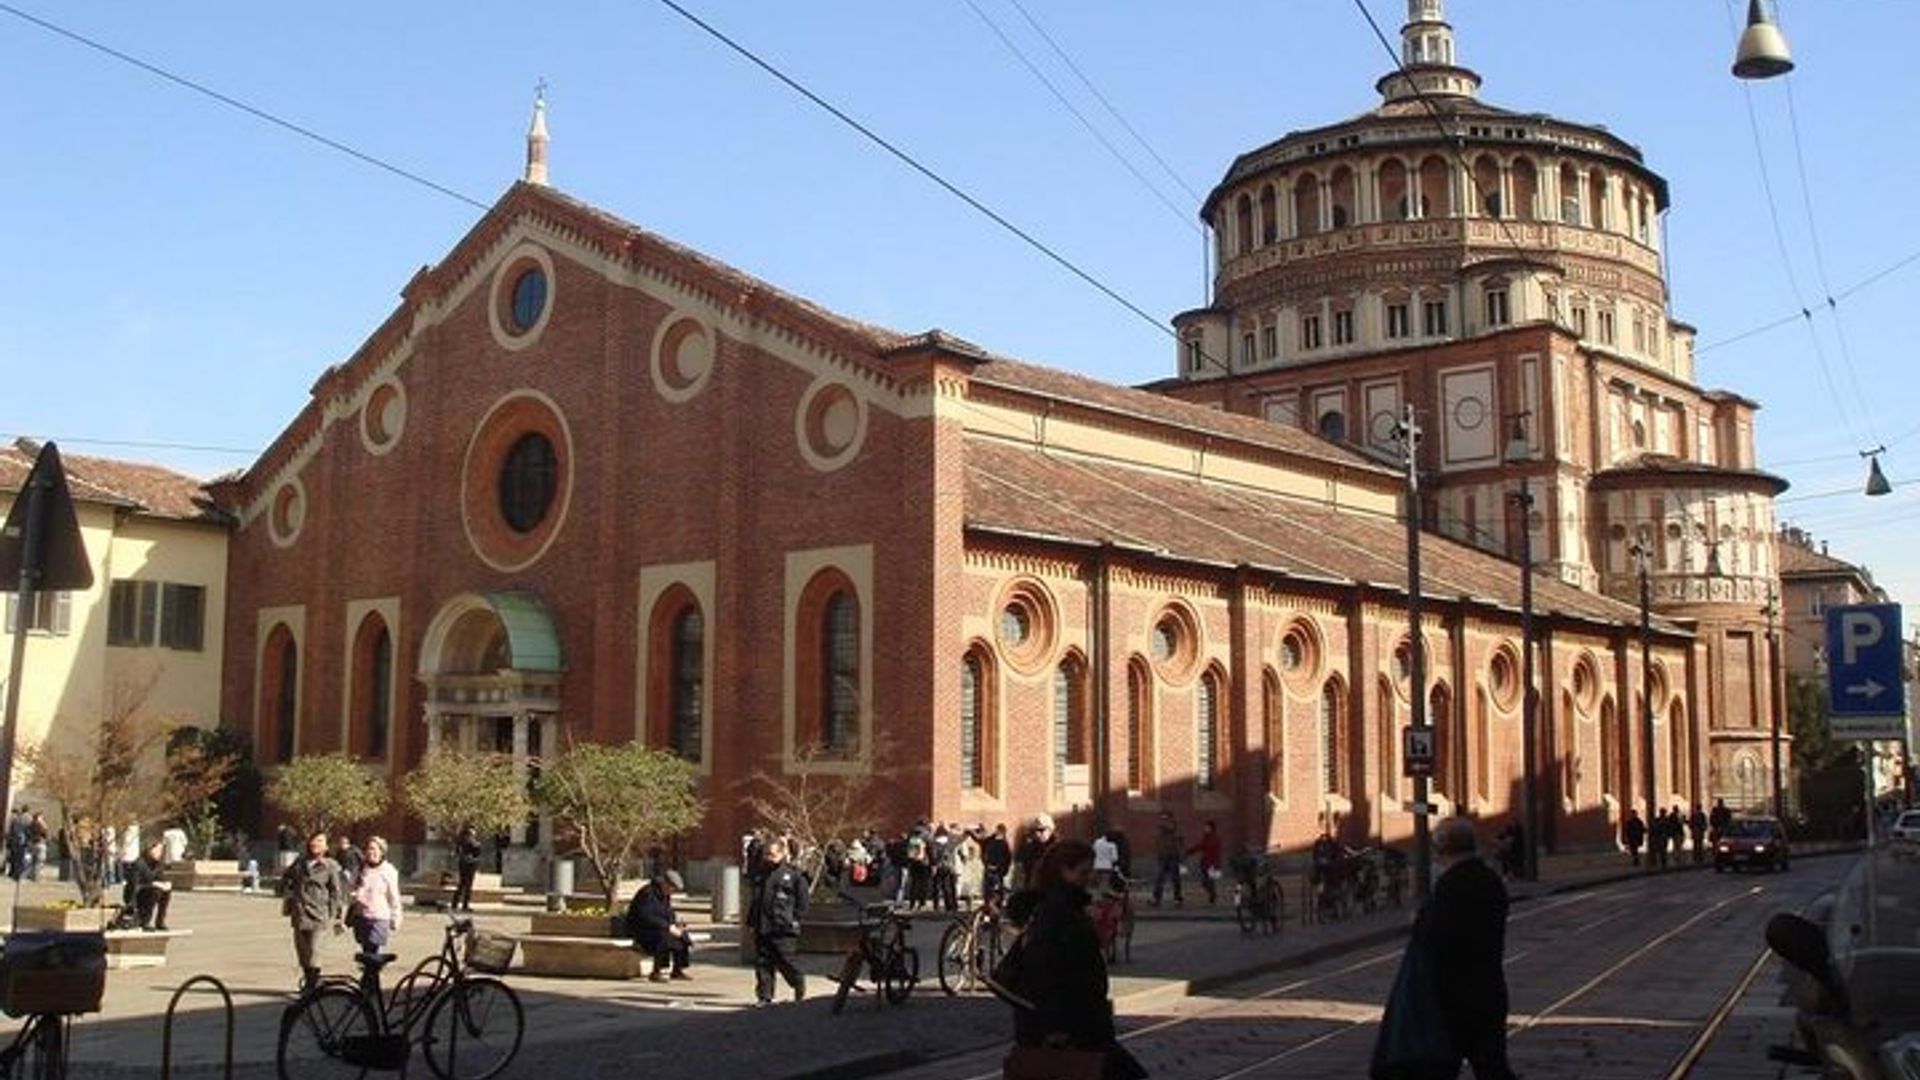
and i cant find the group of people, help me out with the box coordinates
[816,821,1018,910]
[5,808,50,881]
[1621,799,1731,868]
[278,828,402,989]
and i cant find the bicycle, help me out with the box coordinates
[276,916,524,1080]
[1228,856,1284,935]
[0,1014,68,1080]
[1091,872,1135,964]
[936,888,1004,995]
[829,899,919,1015]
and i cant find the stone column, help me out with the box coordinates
[424,712,441,758]
[510,714,531,845]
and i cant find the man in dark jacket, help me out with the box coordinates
[1622,809,1647,866]
[981,824,1013,895]
[748,839,808,1005]
[1415,817,1517,1079]
[451,825,483,912]
[626,870,691,981]
[123,839,173,931]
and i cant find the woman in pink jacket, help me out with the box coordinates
[350,836,403,953]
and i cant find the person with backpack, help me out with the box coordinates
[991,840,1145,1080]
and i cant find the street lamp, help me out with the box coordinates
[1764,588,1788,820]
[1732,0,1795,80]
[1505,416,1539,881]
[1629,536,1659,864]
[1395,403,1434,903]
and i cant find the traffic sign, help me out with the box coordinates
[1825,603,1907,740]
[1403,726,1434,777]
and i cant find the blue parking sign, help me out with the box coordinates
[1825,604,1906,738]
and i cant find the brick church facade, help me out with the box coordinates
[215,3,1777,874]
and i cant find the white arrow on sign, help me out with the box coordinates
[1845,678,1887,699]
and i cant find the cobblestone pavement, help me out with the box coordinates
[0,847,1861,1078]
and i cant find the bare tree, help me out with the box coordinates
[738,738,907,888]
[532,742,704,910]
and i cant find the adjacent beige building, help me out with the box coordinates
[1,440,228,805]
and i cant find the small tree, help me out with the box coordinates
[164,727,243,859]
[21,673,175,906]
[533,742,703,910]
[739,739,899,888]
[404,751,530,839]
[266,753,388,837]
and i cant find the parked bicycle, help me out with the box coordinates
[1228,851,1284,935]
[829,898,919,1015]
[1090,872,1135,964]
[277,916,523,1080]
[936,888,1005,995]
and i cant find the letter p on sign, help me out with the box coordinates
[1840,610,1883,666]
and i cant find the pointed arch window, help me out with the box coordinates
[1322,678,1348,798]
[1197,669,1222,793]
[1053,656,1089,790]
[349,613,393,760]
[795,568,862,759]
[1264,670,1285,801]
[670,607,704,761]
[260,625,299,765]
[1127,658,1153,795]
[961,649,997,792]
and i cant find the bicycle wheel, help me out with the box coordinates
[4,1014,68,1080]
[829,949,865,1015]
[936,921,971,996]
[881,944,919,1004]
[391,955,454,1030]
[421,976,523,1080]
[277,986,377,1080]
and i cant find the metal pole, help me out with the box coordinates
[0,467,51,830]
[1517,478,1538,881]
[1636,544,1658,863]
[1400,403,1432,903]
[1766,590,1787,820]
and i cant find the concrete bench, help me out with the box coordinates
[407,871,507,909]
[515,935,646,979]
[103,928,192,970]
[172,860,250,892]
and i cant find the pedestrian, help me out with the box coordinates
[955,825,984,906]
[993,839,1146,1080]
[281,830,347,990]
[1494,822,1524,880]
[120,821,142,887]
[1151,811,1184,907]
[275,823,300,873]
[1652,809,1672,870]
[123,838,174,931]
[1191,820,1223,904]
[5,807,25,880]
[1688,804,1708,863]
[1014,815,1055,891]
[333,835,365,887]
[1708,798,1732,844]
[347,836,402,954]
[749,838,808,1005]
[1370,817,1516,1080]
[1110,825,1133,884]
[451,824,483,911]
[626,869,693,981]
[1622,809,1647,866]
[26,811,49,881]
[931,824,959,912]
[905,825,932,909]
[1091,829,1119,890]
[982,823,1013,896]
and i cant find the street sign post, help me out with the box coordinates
[1403,726,1434,778]
[1825,603,1907,741]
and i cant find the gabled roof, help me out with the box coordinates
[0,440,224,523]
[964,437,1664,633]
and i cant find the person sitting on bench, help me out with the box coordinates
[123,839,173,931]
[625,870,691,981]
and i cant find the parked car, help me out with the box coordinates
[1890,810,1920,844]
[1716,816,1790,872]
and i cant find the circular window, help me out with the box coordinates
[1278,620,1321,693]
[461,390,573,572]
[1490,648,1520,711]
[994,581,1056,673]
[360,379,407,455]
[498,433,557,534]
[999,606,1031,648]
[651,316,716,402]
[509,268,547,333]
[488,244,556,351]
[1391,638,1415,699]
[1453,396,1487,430]
[1149,605,1200,681]
[796,380,867,471]
[1572,655,1599,714]
[268,478,306,548]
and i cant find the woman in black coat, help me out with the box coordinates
[1004,840,1144,1080]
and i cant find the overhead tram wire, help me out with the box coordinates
[0,3,489,212]
[0,432,261,457]
[1002,0,1205,205]
[956,0,1199,234]
[648,0,1240,379]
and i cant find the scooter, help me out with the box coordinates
[1764,912,1920,1079]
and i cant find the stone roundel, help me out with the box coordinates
[651,315,716,402]
[795,379,867,472]
[360,378,408,456]
[460,390,574,572]
[268,477,307,549]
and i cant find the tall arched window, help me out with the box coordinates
[1475,687,1493,801]
[1294,174,1321,236]
[1322,677,1347,798]
[349,613,392,760]
[961,648,995,792]
[1668,703,1689,802]
[1560,690,1578,804]
[1127,658,1153,794]
[1197,669,1222,793]
[1377,677,1397,800]
[822,594,859,754]
[260,625,299,765]
[1264,669,1284,801]
[1235,193,1253,255]
[1053,656,1089,791]
[670,606,704,761]
[1429,683,1452,798]
[1600,698,1621,798]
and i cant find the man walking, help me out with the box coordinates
[281,831,347,990]
[1623,809,1647,867]
[1371,817,1517,1080]
[1151,811,1184,907]
[750,839,808,1005]
[1708,798,1733,844]
[1687,805,1709,863]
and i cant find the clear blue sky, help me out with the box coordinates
[5,2,1918,602]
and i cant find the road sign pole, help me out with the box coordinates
[0,466,50,829]
[1397,405,1432,904]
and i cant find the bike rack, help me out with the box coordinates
[160,974,234,1080]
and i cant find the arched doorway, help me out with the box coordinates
[419,591,564,883]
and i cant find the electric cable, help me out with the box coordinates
[0,432,259,457]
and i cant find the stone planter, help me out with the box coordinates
[515,935,644,979]
[11,905,113,933]
[525,913,622,939]
[172,859,245,891]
